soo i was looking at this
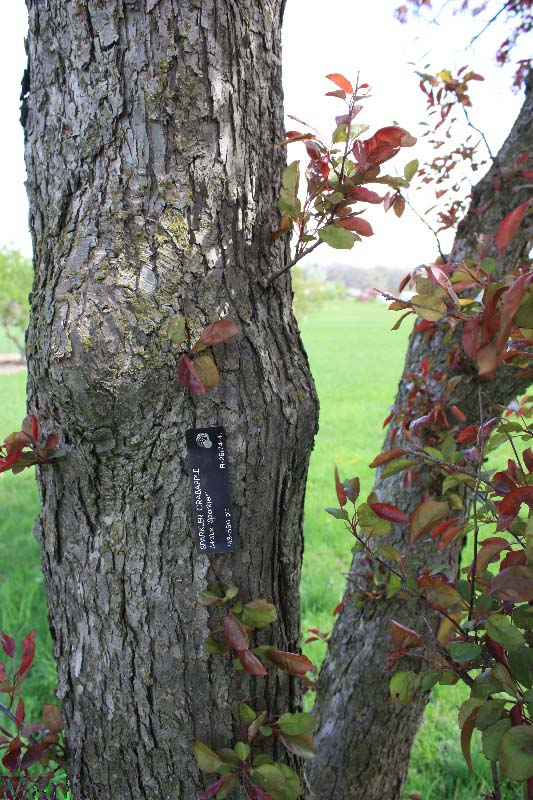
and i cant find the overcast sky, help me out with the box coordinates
[0,1,528,270]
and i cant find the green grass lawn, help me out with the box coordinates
[0,302,519,799]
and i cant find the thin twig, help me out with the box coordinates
[491,762,501,800]
[0,701,17,726]
[468,385,484,625]
[469,2,511,48]
[460,104,496,164]
[421,616,474,687]
[404,195,446,261]
[266,238,324,286]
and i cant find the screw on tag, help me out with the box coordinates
[186,426,238,554]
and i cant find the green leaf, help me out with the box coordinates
[325,507,349,520]
[234,741,250,762]
[218,748,241,766]
[475,699,507,731]
[332,123,347,143]
[357,503,392,537]
[439,669,459,685]
[231,701,256,726]
[282,160,300,193]
[409,500,449,543]
[411,293,447,321]
[421,670,441,691]
[318,225,357,250]
[251,764,286,794]
[279,732,316,760]
[513,603,533,631]
[507,645,533,688]
[242,599,277,630]
[276,712,314,736]
[193,741,223,773]
[389,670,420,704]
[480,257,498,274]
[278,161,301,216]
[386,572,402,598]
[168,315,187,345]
[377,543,402,562]
[485,615,525,651]
[193,355,220,390]
[277,764,302,800]
[215,774,238,799]
[499,725,533,780]
[458,698,484,729]
[404,159,419,182]
[344,476,361,504]
[380,457,414,478]
[482,718,512,762]
[253,754,274,767]
[448,642,482,662]
[205,636,229,655]
[198,588,224,606]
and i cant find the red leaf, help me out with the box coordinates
[1,632,16,658]
[417,572,463,611]
[500,549,526,569]
[0,452,24,474]
[335,466,347,507]
[345,187,383,204]
[223,613,249,651]
[461,709,478,774]
[390,620,423,651]
[495,200,531,254]
[338,217,374,236]
[251,787,275,800]
[496,486,533,531]
[16,631,35,682]
[198,779,226,800]
[265,648,313,676]
[369,449,408,468]
[305,141,322,161]
[20,740,49,771]
[523,448,533,473]
[45,433,60,452]
[487,566,533,602]
[197,319,240,348]
[325,73,353,94]
[431,519,464,550]
[2,736,21,772]
[238,649,268,676]
[456,425,478,444]
[368,503,408,525]
[475,537,513,574]
[15,699,24,729]
[437,524,464,550]
[325,89,347,99]
[3,431,33,456]
[361,126,416,166]
[449,405,467,424]
[178,356,205,394]
[21,414,39,444]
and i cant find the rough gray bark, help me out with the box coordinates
[23,2,318,799]
[309,76,533,800]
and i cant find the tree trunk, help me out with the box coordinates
[23,2,318,798]
[309,75,533,800]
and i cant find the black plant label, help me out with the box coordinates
[186,426,237,554]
